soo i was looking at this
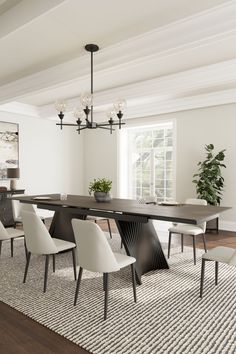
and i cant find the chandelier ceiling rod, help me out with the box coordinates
[55,43,126,135]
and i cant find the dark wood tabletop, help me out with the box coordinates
[13,194,230,225]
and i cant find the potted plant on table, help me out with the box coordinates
[89,178,112,202]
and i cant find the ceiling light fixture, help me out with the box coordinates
[55,44,126,134]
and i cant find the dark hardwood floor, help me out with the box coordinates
[1,219,235,354]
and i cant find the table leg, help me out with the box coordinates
[116,219,169,285]
[49,211,86,242]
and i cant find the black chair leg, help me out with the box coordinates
[107,219,112,239]
[72,248,77,281]
[23,251,31,283]
[202,234,207,253]
[0,240,2,256]
[103,273,106,291]
[10,238,14,257]
[52,254,56,272]
[215,261,219,285]
[74,267,83,306]
[104,273,109,320]
[200,258,205,298]
[131,264,137,303]
[181,234,184,252]
[120,239,123,249]
[168,232,172,258]
[193,235,196,265]
[44,255,50,293]
[24,239,28,259]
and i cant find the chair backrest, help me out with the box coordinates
[12,194,24,220]
[12,194,36,220]
[72,219,120,273]
[21,210,57,255]
[185,198,207,232]
[0,220,10,241]
[228,250,236,266]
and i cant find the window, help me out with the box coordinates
[119,121,175,202]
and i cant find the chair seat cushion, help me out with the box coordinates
[113,252,136,269]
[202,246,236,264]
[5,228,24,240]
[53,238,76,253]
[169,224,203,236]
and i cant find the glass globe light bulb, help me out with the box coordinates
[106,110,116,119]
[55,100,67,113]
[73,109,85,120]
[80,93,93,108]
[113,98,127,112]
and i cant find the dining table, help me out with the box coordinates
[13,194,230,285]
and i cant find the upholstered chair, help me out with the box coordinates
[22,210,77,293]
[200,246,236,298]
[12,195,46,227]
[72,219,137,320]
[168,198,207,264]
[0,220,25,257]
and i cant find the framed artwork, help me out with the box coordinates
[0,121,19,179]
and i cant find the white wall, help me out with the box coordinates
[0,111,84,195]
[83,129,118,196]
[83,103,236,229]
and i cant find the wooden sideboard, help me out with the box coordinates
[0,189,25,227]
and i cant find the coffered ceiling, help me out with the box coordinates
[0,0,236,119]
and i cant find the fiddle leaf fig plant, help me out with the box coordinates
[88,178,112,195]
[192,144,226,205]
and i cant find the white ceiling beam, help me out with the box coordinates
[39,58,236,119]
[0,0,67,40]
[0,102,40,117]
[0,0,236,105]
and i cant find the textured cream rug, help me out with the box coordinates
[0,235,235,354]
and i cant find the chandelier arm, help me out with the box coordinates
[97,126,115,131]
[56,123,78,127]
[96,122,126,127]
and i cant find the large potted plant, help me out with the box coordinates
[192,144,226,205]
[89,178,112,202]
[192,144,226,232]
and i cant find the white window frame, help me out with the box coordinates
[117,118,176,201]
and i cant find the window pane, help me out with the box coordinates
[126,123,174,201]
[153,129,164,138]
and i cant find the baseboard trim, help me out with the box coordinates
[219,220,236,232]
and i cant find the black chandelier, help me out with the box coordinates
[55,44,126,134]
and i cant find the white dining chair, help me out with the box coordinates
[12,195,46,227]
[21,210,77,293]
[200,246,236,298]
[0,220,25,257]
[72,219,137,320]
[168,198,207,264]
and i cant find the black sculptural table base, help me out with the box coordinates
[49,211,86,242]
[49,212,169,285]
[116,219,169,285]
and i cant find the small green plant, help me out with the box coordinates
[88,178,112,195]
[192,144,226,205]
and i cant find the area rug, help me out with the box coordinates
[0,234,235,354]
